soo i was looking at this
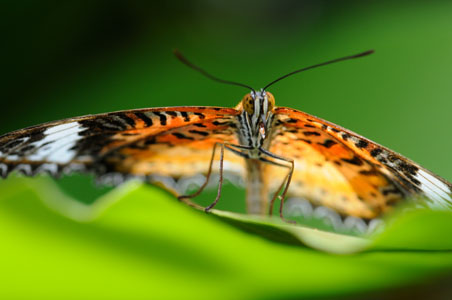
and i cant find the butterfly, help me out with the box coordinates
[0,50,451,224]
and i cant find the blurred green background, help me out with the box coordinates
[2,1,452,299]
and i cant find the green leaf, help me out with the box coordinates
[210,209,371,254]
[1,176,452,299]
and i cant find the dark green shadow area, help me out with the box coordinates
[56,174,114,204]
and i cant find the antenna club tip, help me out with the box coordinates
[173,49,191,65]
[173,48,182,57]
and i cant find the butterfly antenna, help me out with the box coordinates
[263,50,374,90]
[174,49,255,92]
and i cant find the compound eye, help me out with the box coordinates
[242,93,255,115]
[265,92,275,111]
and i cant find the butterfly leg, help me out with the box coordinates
[259,157,290,216]
[259,148,295,223]
[177,142,222,206]
[178,142,245,212]
[204,143,225,212]
[204,143,253,212]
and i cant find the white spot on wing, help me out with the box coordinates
[5,154,20,161]
[314,206,342,229]
[15,164,32,175]
[284,198,314,217]
[62,163,86,174]
[177,174,206,193]
[44,122,79,135]
[343,216,367,234]
[367,219,384,234]
[27,123,83,163]
[149,175,177,190]
[0,163,7,177]
[45,138,79,163]
[36,163,58,175]
[416,169,452,209]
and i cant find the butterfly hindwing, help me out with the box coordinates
[0,107,244,190]
[268,107,452,218]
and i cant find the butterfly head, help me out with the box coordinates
[242,90,275,114]
[241,89,275,139]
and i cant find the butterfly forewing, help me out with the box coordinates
[268,107,452,218]
[98,113,245,184]
[0,107,245,190]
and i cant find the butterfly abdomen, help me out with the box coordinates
[245,159,269,214]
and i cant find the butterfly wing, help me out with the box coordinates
[0,107,244,193]
[267,107,452,219]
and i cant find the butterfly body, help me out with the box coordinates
[233,90,280,214]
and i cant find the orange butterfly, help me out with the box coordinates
[0,50,451,225]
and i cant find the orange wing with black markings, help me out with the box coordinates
[268,107,452,219]
[0,107,245,192]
